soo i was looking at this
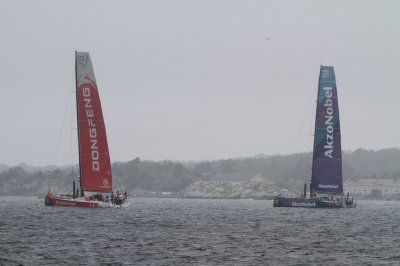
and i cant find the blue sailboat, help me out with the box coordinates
[273,66,356,208]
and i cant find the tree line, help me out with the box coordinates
[0,148,399,196]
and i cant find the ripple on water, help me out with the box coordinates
[0,197,400,265]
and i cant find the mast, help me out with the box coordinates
[310,66,322,197]
[75,51,84,197]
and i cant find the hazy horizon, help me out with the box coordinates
[1,0,399,166]
[1,147,398,168]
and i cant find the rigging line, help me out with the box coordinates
[52,68,75,166]
[69,81,79,174]
[291,99,314,153]
[70,94,77,172]
[52,88,73,165]
[70,47,78,171]
[70,88,75,169]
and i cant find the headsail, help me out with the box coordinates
[75,52,112,192]
[311,66,343,194]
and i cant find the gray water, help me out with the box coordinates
[1,197,399,265]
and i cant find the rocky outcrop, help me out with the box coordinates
[183,175,293,199]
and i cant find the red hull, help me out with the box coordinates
[45,196,100,208]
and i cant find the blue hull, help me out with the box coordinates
[273,196,343,208]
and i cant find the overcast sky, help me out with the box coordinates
[1,0,399,166]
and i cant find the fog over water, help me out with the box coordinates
[0,1,399,165]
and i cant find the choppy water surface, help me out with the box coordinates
[1,197,400,265]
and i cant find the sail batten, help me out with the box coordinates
[76,52,112,192]
[311,66,343,194]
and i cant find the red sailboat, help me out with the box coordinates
[45,52,123,208]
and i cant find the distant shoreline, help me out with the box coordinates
[2,195,400,201]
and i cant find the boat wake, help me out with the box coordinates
[99,201,130,208]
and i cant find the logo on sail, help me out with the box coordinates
[323,86,334,159]
[318,184,338,189]
[76,54,87,66]
[82,86,100,172]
